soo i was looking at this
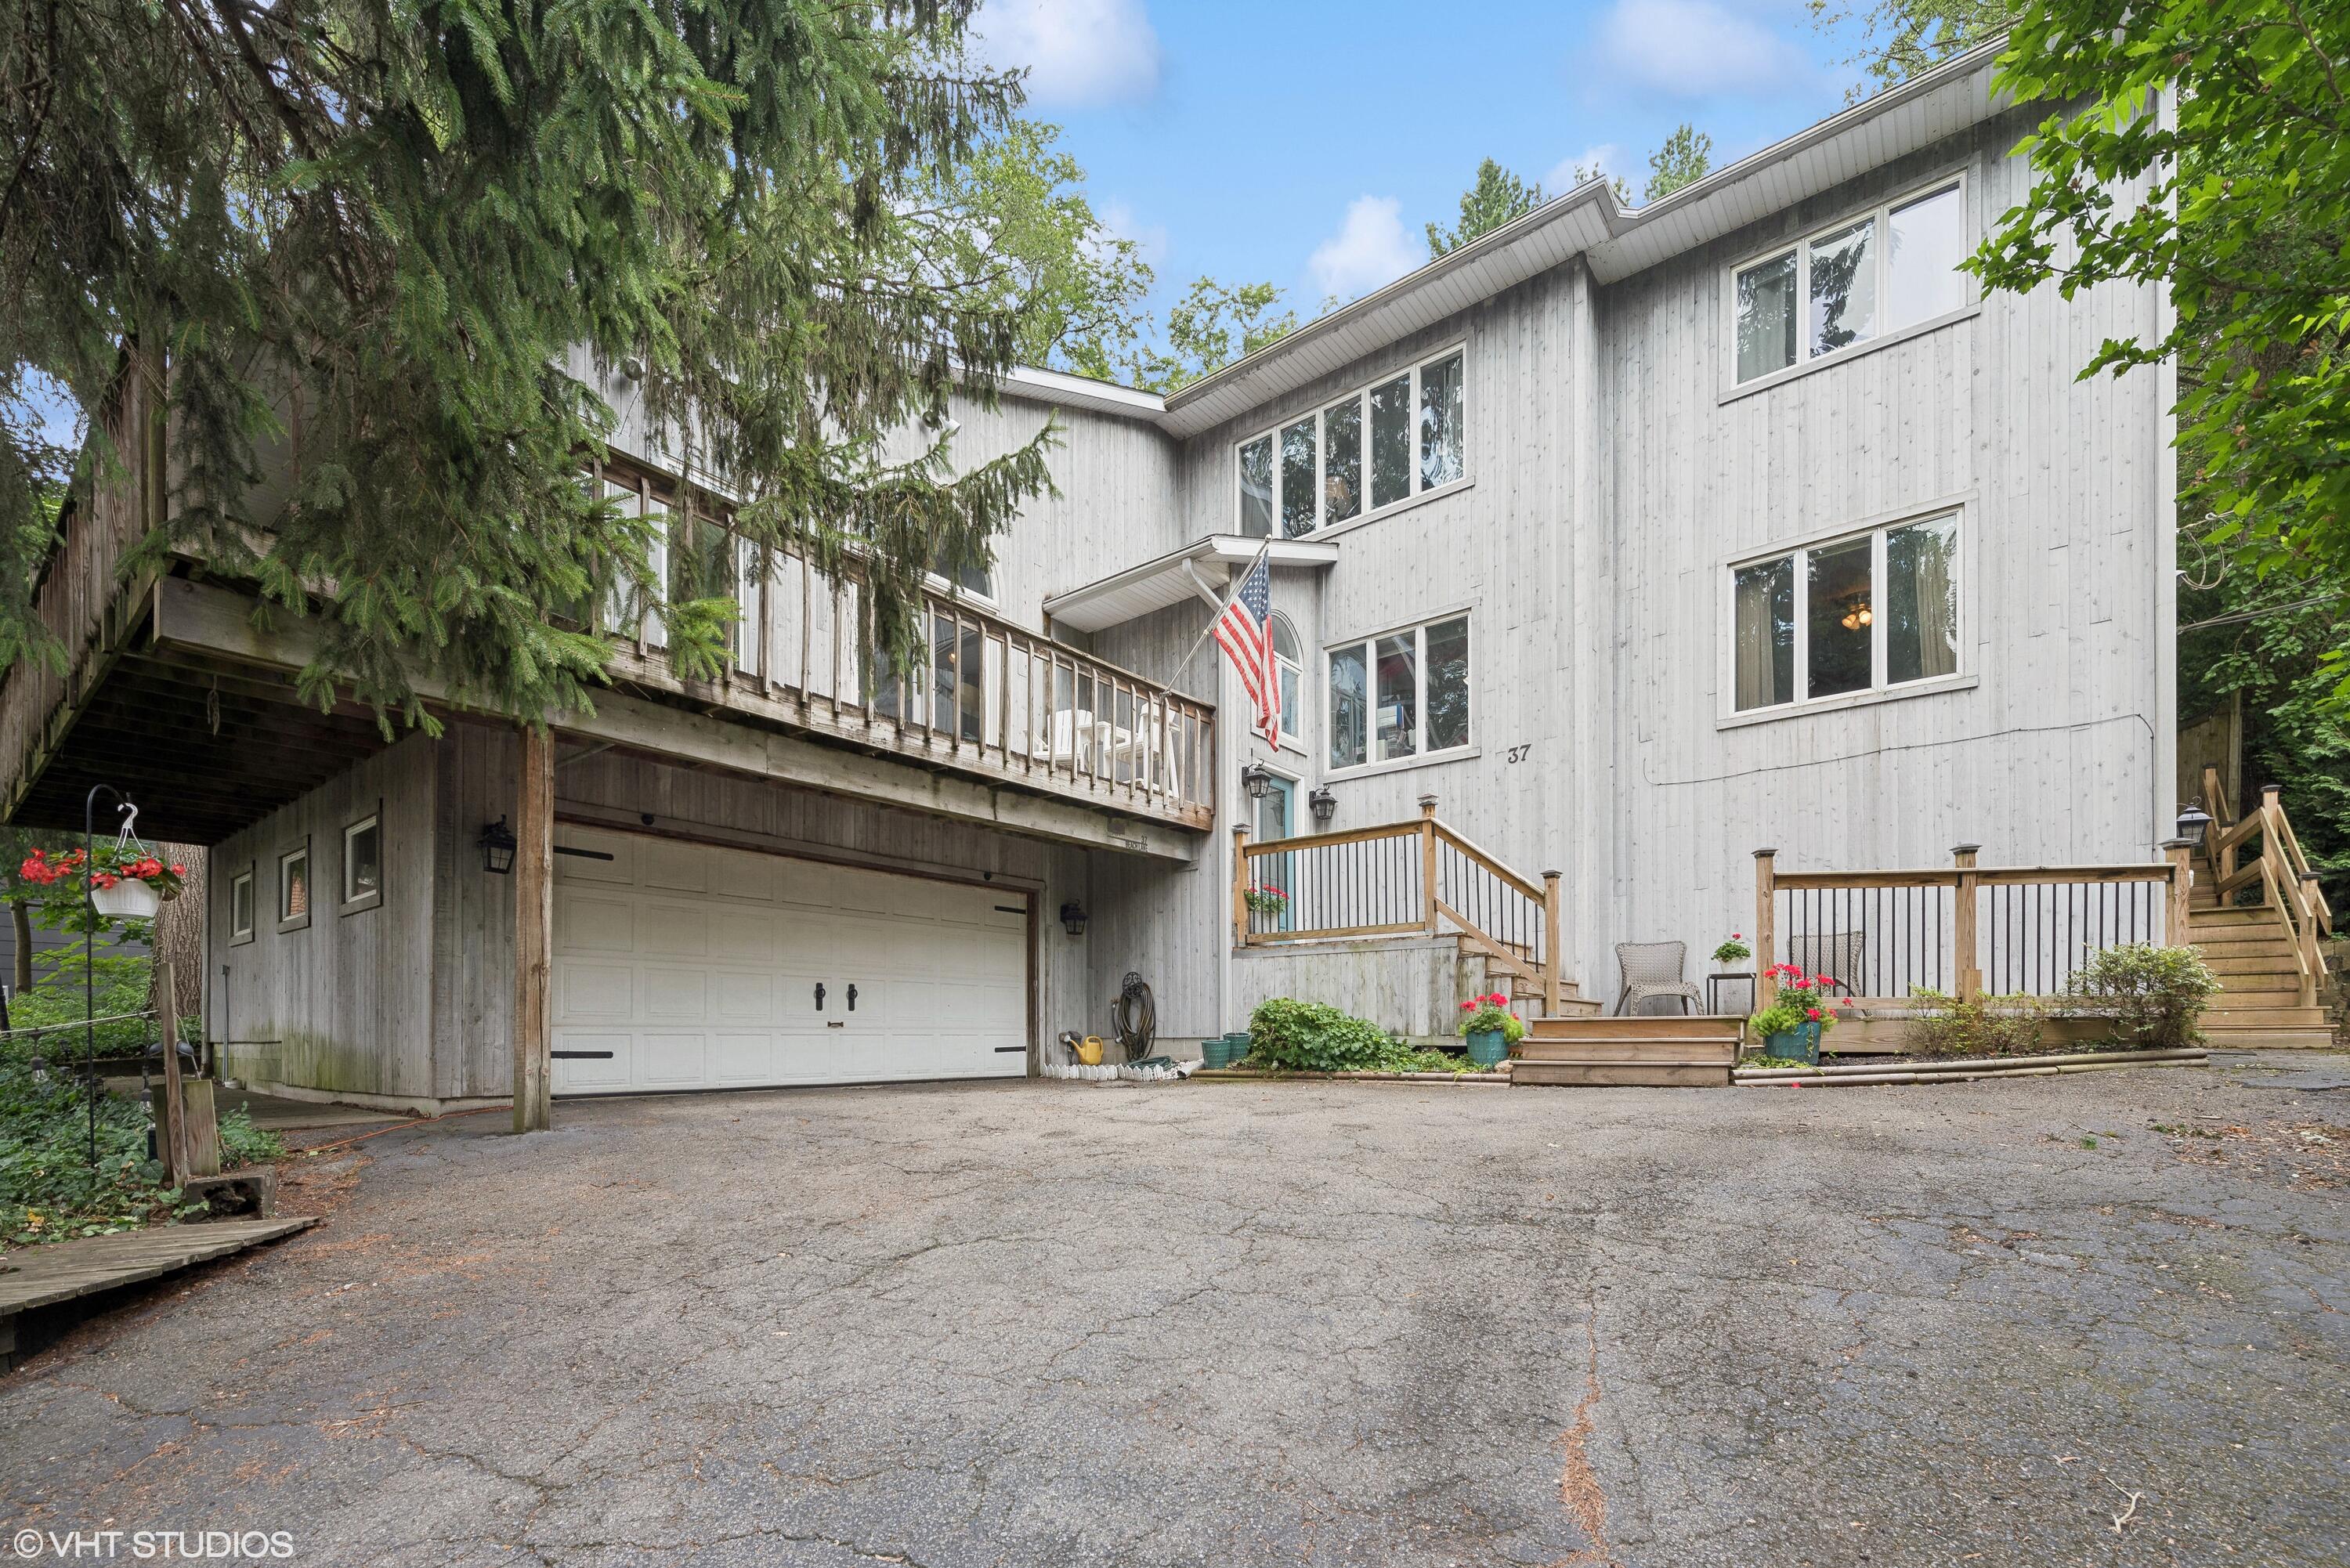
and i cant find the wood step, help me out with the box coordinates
[2193,936,2298,959]
[1517,1037,1741,1065]
[1512,1061,1732,1089]
[1528,1014,1744,1041]
[2200,1005,2329,1028]
[2208,970,2301,993]
[2200,1025,2339,1050]
[2188,908,2286,928]
[2204,954,2304,976]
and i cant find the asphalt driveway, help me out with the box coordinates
[5,1056,2349,1567]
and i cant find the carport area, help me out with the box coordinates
[4,1060,2348,1566]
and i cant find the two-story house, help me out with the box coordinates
[2,43,2325,1113]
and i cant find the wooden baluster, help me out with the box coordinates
[1952,844,1982,1003]
[1753,849,1778,1010]
[796,555,812,713]
[1418,793,1440,935]
[1542,869,1563,1017]
[996,631,1010,767]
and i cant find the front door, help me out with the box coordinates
[1255,775,1296,932]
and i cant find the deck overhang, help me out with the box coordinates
[1043,534,1340,634]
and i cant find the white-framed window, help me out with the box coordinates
[342,813,381,909]
[1236,345,1466,537]
[229,869,255,944]
[1730,178,1968,385]
[1271,613,1303,746]
[1327,614,1470,770]
[277,843,311,931]
[1730,511,1961,714]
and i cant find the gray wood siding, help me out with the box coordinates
[211,734,438,1098]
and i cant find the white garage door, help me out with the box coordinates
[550,826,1029,1095]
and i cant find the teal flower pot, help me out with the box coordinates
[1763,1021,1822,1066]
[1201,1035,1233,1069]
[1465,1028,1509,1067]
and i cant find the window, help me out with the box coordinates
[1327,615,1470,768]
[229,870,255,942]
[1730,513,1959,713]
[342,815,381,908]
[1271,614,1303,745]
[1236,347,1467,537]
[1733,180,1966,383]
[278,844,311,930]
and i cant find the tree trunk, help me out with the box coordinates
[9,897,29,995]
[150,843,206,1028]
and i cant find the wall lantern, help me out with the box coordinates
[479,816,518,876]
[1308,786,1338,826]
[1058,901,1088,938]
[2174,801,2214,845]
[1240,761,1275,801]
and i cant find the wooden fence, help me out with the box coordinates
[1752,843,2194,1010]
[1234,798,1564,1013]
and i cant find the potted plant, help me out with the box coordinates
[1243,883,1289,928]
[1744,963,1853,1066]
[20,844,187,921]
[1711,932,1752,971]
[1457,992,1526,1067]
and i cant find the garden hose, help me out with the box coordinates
[1112,972,1156,1063]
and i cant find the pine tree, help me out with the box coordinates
[1426,160,1548,258]
[0,0,1072,725]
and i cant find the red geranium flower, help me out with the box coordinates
[1806,1007,1821,1021]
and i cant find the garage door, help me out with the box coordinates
[550,826,1029,1095]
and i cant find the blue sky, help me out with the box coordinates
[971,0,1873,327]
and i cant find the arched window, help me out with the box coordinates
[1271,613,1303,745]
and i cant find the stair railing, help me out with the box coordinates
[2200,765,2330,1008]
[1232,795,1564,1013]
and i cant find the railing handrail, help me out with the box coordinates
[1432,821,1546,903]
[1771,862,2175,891]
[1237,819,1419,858]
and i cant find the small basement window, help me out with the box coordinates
[230,870,255,942]
[343,814,382,909]
[278,844,311,931]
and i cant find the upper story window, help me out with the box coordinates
[1328,614,1470,770]
[1238,346,1466,537]
[1731,511,1960,714]
[1271,613,1302,745]
[1733,179,1967,384]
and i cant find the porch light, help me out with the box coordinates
[1058,901,1088,938]
[1308,787,1337,826]
[2175,802,2213,844]
[1240,761,1275,801]
[479,816,518,876]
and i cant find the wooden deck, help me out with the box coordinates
[1513,1014,1744,1088]
[1,1217,315,1369]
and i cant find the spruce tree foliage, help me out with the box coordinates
[1643,125,1715,201]
[0,0,1072,728]
[1425,159,1547,258]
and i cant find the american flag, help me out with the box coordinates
[1213,545,1281,744]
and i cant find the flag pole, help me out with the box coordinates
[1176,534,1274,676]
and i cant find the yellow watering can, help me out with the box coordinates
[1075,1034,1106,1066]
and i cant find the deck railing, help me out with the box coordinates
[1234,797,1564,1013]
[2200,766,2331,1007]
[591,464,1215,829]
[1752,843,2194,1009]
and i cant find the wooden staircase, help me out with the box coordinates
[1513,1013,1743,1088]
[2189,771,2337,1050]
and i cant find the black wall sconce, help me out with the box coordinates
[1240,761,1275,800]
[1059,901,1088,938]
[2174,800,2213,845]
[1308,786,1337,826]
[479,816,518,876]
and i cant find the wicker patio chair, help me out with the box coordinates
[1614,941,1701,1016]
[1785,930,1864,995]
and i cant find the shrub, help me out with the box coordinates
[1455,992,1527,1044]
[2069,943,2222,1051]
[1908,990,2047,1059]
[1246,999,1399,1072]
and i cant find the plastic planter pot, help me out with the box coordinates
[91,878,161,920]
[1763,1021,1822,1066]
[1201,1035,1234,1069]
[1465,1028,1509,1067]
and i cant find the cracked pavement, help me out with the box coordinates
[4,1053,2349,1566]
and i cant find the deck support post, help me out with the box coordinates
[157,963,188,1183]
[1541,870,1563,1017]
[1418,794,1441,936]
[1231,826,1251,949]
[1952,844,1983,1003]
[2160,837,2196,952]
[513,724,555,1133]
[1752,849,1777,1010]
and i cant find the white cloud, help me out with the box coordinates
[1594,0,1810,97]
[1307,197,1421,303]
[1546,143,1626,194]
[970,0,1162,109]
[1096,200,1169,270]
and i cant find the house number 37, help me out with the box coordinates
[1506,744,1532,764]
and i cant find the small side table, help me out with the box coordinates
[1706,971,1755,1017]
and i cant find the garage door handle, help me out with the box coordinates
[813,982,825,1010]
[551,1050,614,1060]
[846,984,859,1011]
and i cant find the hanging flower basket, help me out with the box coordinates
[20,833,186,924]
